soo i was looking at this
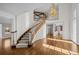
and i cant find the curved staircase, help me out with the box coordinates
[16,19,45,48]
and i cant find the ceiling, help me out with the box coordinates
[0,3,52,16]
[0,3,59,24]
[0,16,11,24]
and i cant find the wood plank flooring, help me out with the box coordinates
[0,38,79,55]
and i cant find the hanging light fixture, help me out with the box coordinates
[50,4,57,16]
[5,27,10,32]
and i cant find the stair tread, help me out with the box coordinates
[23,35,29,37]
[22,36,29,38]
[24,34,29,36]
[21,37,29,39]
[19,39,29,41]
[24,33,29,35]
[21,39,29,40]
[19,40,29,42]
[20,39,29,41]
[19,41,28,43]
[19,40,29,43]
[17,43,28,45]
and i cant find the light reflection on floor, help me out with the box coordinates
[43,38,79,55]
[47,38,73,44]
[43,43,78,55]
[3,39,10,49]
[0,38,79,55]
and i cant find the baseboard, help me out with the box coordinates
[72,41,79,45]
[75,43,79,45]
[62,39,71,41]
[11,45,16,48]
[62,39,78,45]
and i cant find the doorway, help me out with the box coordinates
[46,24,53,38]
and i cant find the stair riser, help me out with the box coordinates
[24,34,29,36]
[16,43,28,48]
[19,41,28,43]
[21,38,29,40]
[16,46,28,48]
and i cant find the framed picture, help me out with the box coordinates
[55,25,63,32]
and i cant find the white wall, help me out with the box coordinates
[0,24,2,38]
[45,4,71,40]
[70,4,77,43]
[69,4,79,45]
[65,3,79,45]
[28,11,39,28]
[0,10,16,46]
[0,10,14,19]
[32,23,46,43]
[16,12,30,42]
[0,24,2,49]
[59,4,71,40]
[76,4,79,45]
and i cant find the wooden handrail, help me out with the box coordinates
[31,19,45,38]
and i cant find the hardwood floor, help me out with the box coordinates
[0,38,79,55]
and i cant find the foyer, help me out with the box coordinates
[0,3,79,55]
